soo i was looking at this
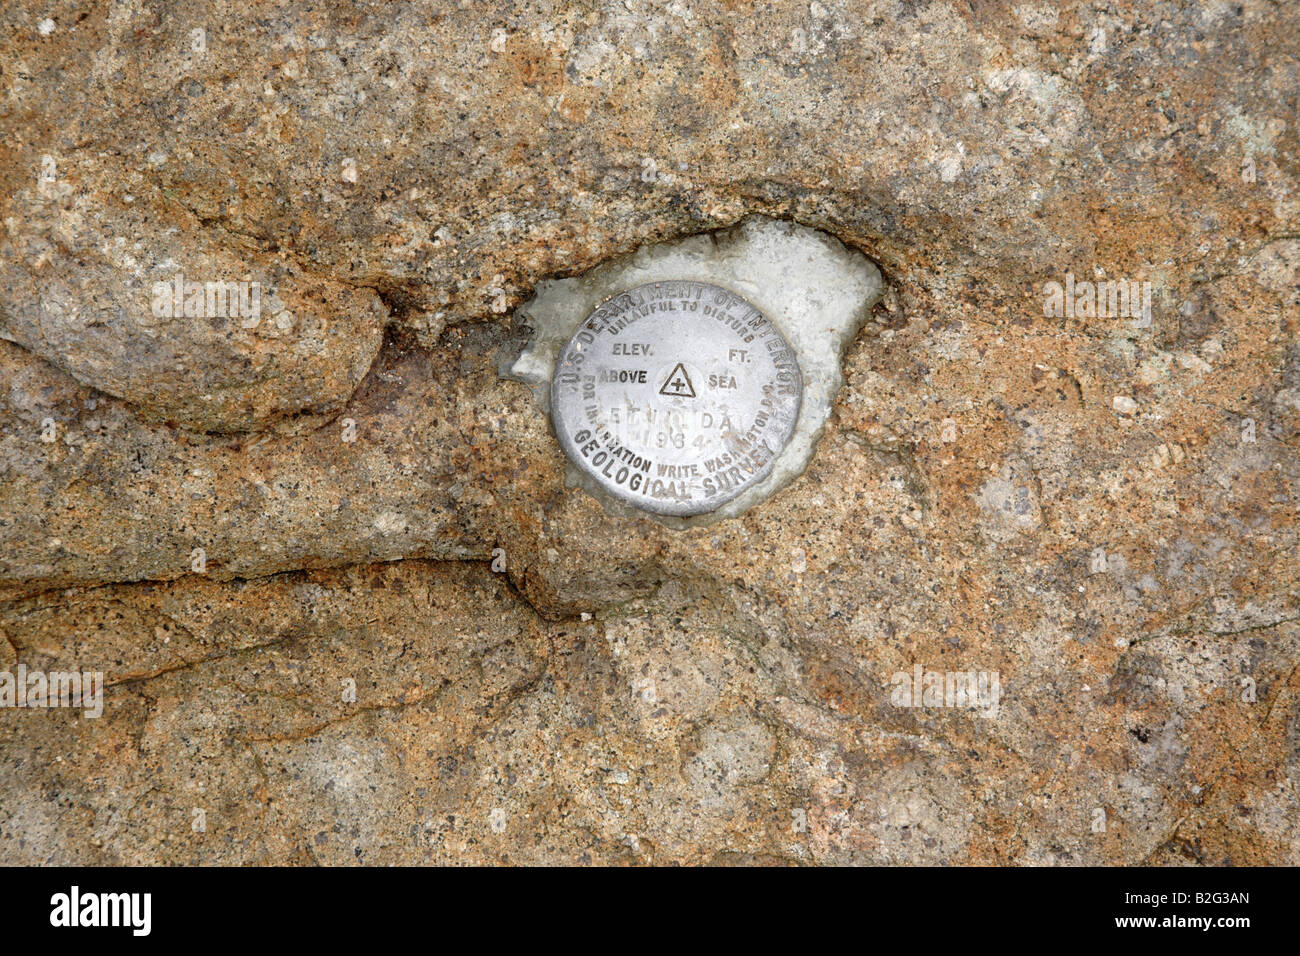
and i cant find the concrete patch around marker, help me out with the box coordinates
[509,216,884,525]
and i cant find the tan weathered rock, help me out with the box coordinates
[0,0,1297,865]
[1,180,387,432]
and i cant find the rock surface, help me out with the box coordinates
[0,0,1297,864]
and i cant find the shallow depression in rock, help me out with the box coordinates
[511,216,883,524]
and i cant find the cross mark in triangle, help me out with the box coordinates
[658,362,696,398]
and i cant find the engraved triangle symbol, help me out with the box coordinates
[658,362,696,398]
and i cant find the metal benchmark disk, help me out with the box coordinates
[550,280,802,516]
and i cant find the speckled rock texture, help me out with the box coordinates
[1,0,1297,864]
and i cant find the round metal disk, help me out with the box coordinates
[550,280,803,516]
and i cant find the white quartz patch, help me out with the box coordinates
[510,215,883,524]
